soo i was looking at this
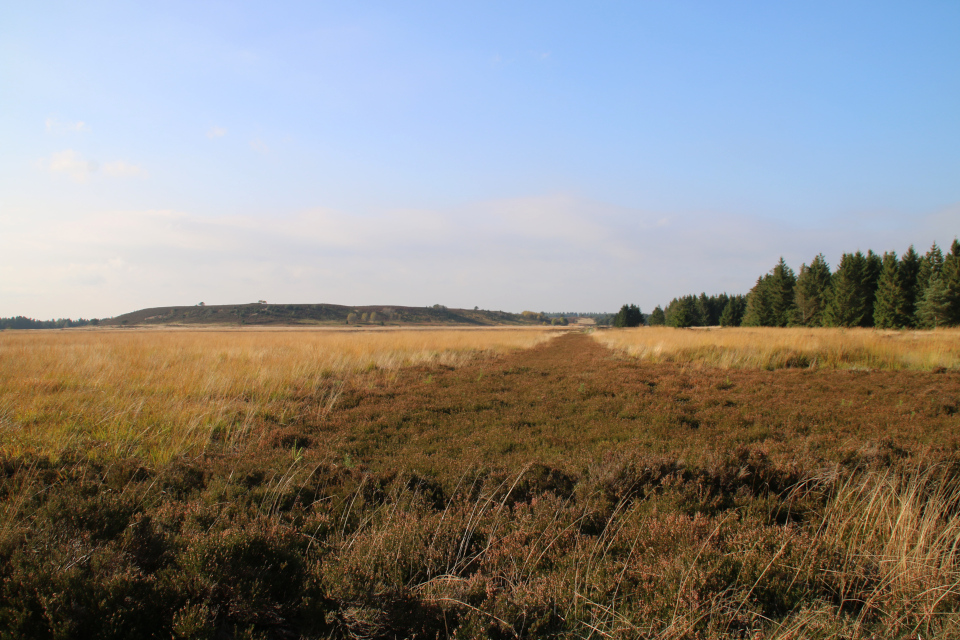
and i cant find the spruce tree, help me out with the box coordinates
[695,293,712,326]
[647,305,666,326]
[873,252,907,328]
[613,304,642,328]
[917,242,944,292]
[669,297,694,328]
[741,276,772,326]
[917,274,951,328]
[899,246,921,327]
[860,250,883,326]
[768,257,797,327]
[915,242,945,326]
[825,252,869,327]
[943,238,960,325]
[793,254,832,326]
[719,296,745,327]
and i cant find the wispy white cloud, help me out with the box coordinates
[206,125,227,139]
[2,195,957,319]
[38,151,145,182]
[45,117,91,134]
[102,161,146,177]
[38,149,98,182]
[249,138,269,154]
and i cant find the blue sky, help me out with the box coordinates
[2,1,958,318]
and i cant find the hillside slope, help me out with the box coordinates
[102,303,546,327]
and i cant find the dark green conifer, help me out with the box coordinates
[741,276,772,326]
[917,242,944,292]
[647,305,666,326]
[915,242,945,326]
[899,246,921,327]
[873,252,908,328]
[943,238,960,325]
[718,296,746,327]
[669,297,694,328]
[860,250,883,326]
[917,274,951,328]
[768,257,797,327]
[613,304,643,328]
[695,293,712,326]
[793,254,832,326]
[825,252,869,327]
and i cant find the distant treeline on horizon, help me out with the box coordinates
[6,239,959,331]
[649,239,960,329]
[0,317,101,330]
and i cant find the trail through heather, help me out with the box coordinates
[314,331,960,474]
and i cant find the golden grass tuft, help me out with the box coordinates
[0,327,558,463]
[592,326,960,370]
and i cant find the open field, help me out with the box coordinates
[0,327,558,463]
[593,326,960,371]
[1,328,959,638]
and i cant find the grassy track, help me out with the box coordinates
[1,330,959,639]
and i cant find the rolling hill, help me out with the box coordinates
[101,303,550,327]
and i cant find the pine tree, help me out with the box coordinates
[860,250,883,326]
[793,254,832,326]
[741,276,772,326]
[768,257,797,327]
[825,252,869,327]
[943,238,960,325]
[899,246,921,327]
[917,274,951,328]
[613,304,643,328]
[669,297,694,328]
[915,243,945,326]
[718,296,746,327]
[873,252,908,328]
[647,306,666,326]
[695,293,712,326]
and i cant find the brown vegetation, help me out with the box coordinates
[1,329,959,638]
[593,326,960,371]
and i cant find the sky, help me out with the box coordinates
[2,1,959,319]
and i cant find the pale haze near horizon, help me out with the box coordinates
[1,2,958,320]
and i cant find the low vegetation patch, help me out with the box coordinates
[0,328,557,462]
[1,330,958,638]
[593,326,960,371]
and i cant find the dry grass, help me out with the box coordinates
[592,326,960,371]
[1,331,959,637]
[0,327,558,463]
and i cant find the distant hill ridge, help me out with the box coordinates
[102,303,547,327]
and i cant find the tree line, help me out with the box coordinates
[0,316,101,330]
[642,293,747,328]
[615,239,959,329]
[739,240,960,328]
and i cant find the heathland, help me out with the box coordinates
[101,303,559,328]
[1,326,959,639]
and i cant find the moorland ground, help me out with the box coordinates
[1,327,959,639]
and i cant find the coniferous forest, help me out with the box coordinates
[648,239,960,329]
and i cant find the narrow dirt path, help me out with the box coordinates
[315,331,960,474]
